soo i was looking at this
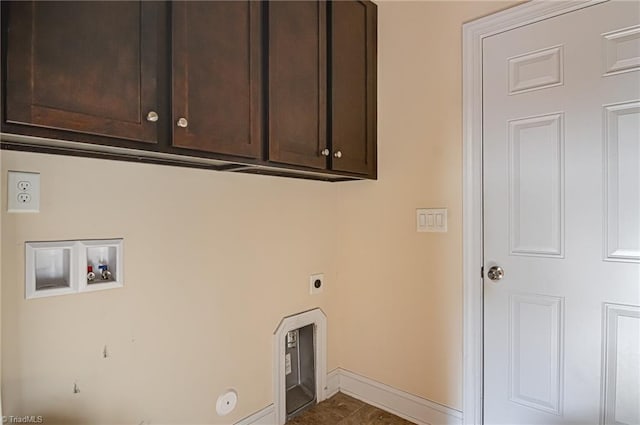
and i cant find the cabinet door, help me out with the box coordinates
[172,1,262,159]
[331,0,377,176]
[268,1,327,169]
[5,1,160,144]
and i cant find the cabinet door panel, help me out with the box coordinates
[5,1,159,143]
[331,0,377,176]
[268,1,327,169]
[172,1,261,159]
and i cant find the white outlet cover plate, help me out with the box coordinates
[8,171,40,213]
[310,273,324,294]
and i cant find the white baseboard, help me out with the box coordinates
[326,368,341,398]
[236,368,462,425]
[337,368,462,425]
[234,404,276,425]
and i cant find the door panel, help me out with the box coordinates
[5,1,160,143]
[483,2,640,424]
[509,294,563,415]
[172,1,261,158]
[268,1,327,169]
[508,113,564,257]
[604,101,640,262]
[331,0,377,176]
[602,304,640,425]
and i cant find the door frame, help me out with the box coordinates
[461,1,606,423]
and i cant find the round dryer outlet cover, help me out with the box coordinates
[216,389,238,416]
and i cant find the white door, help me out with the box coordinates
[483,2,640,424]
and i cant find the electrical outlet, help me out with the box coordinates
[310,273,324,295]
[17,180,32,191]
[17,193,32,204]
[8,171,40,213]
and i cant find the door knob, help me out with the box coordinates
[333,150,342,158]
[487,266,504,281]
[177,117,188,128]
[320,148,330,157]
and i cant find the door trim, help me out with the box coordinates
[461,1,606,424]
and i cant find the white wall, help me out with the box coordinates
[2,152,342,424]
[1,1,519,422]
[334,0,518,410]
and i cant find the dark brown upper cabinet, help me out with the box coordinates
[330,0,377,177]
[4,1,161,144]
[172,1,262,159]
[268,1,327,169]
[267,0,377,177]
[2,1,377,181]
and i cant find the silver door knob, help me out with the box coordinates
[321,148,330,157]
[146,111,159,122]
[334,150,342,158]
[487,266,504,281]
[177,117,188,128]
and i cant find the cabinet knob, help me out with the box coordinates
[333,150,343,159]
[320,148,330,157]
[146,111,159,122]
[177,117,188,128]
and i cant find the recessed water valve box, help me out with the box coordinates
[26,241,78,299]
[25,238,124,299]
[79,239,124,292]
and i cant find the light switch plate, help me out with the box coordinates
[417,208,448,232]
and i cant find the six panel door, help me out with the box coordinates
[483,2,640,424]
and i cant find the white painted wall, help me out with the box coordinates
[334,0,518,410]
[0,1,518,422]
[1,152,341,424]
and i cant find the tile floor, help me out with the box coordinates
[286,392,416,425]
